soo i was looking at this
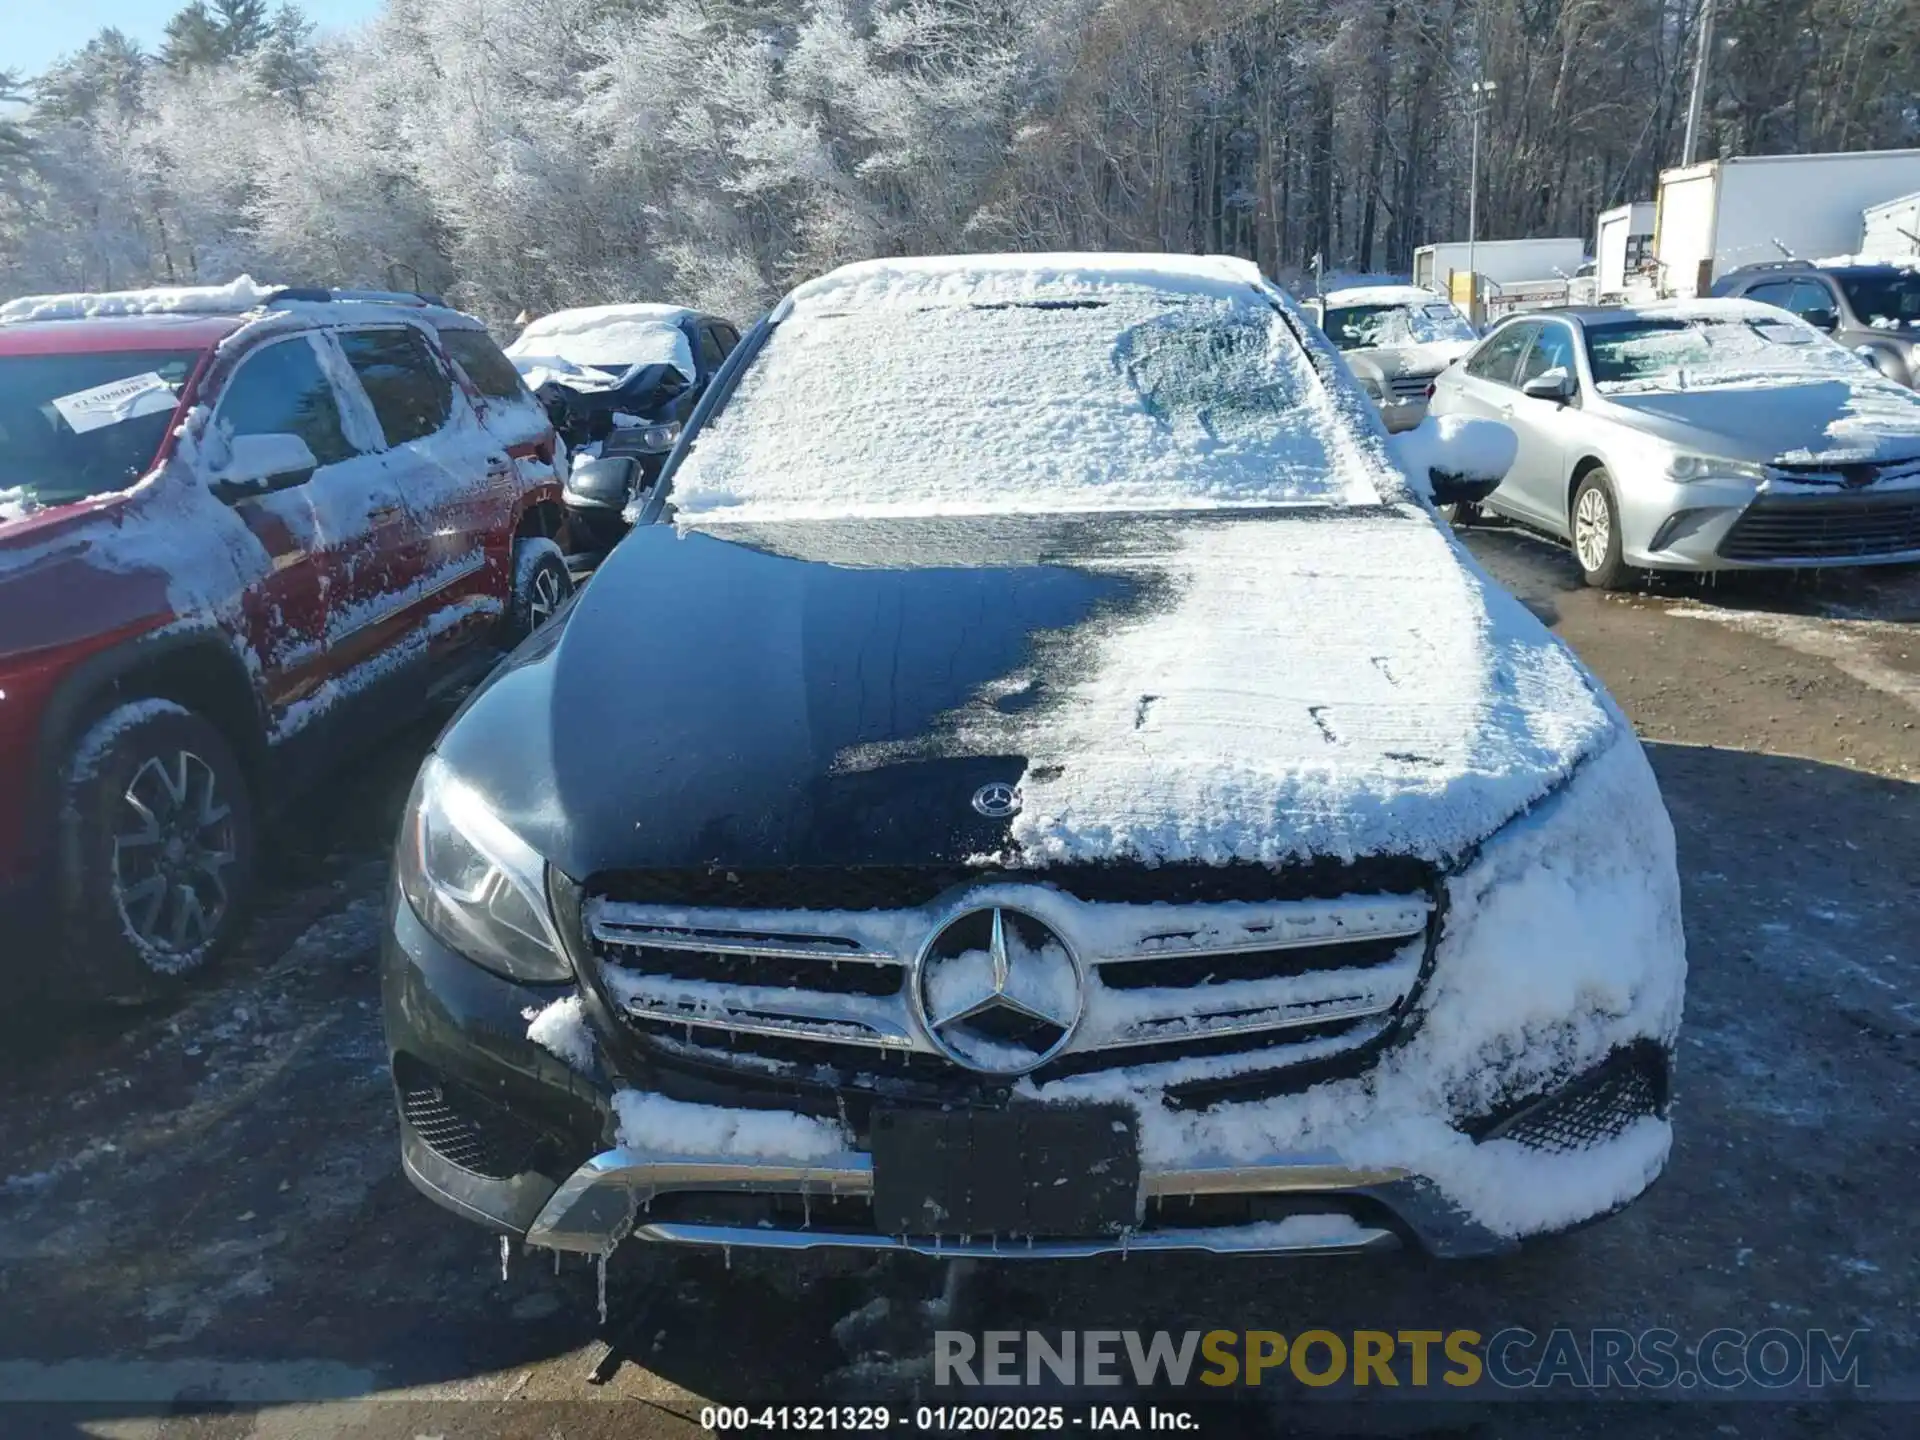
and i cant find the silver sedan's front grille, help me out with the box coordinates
[1388,373,1435,402]
[585,883,1432,1081]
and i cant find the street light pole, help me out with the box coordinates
[1467,80,1496,322]
[1681,0,1716,167]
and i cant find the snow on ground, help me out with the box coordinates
[673,255,1382,519]
[611,1093,848,1161]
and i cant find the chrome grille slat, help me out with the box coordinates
[584,887,1434,1076]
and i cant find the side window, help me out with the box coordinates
[438,329,529,402]
[215,336,358,467]
[712,323,740,356]
[692,323,727,374]
[1786,280,1838,323]
[337,327,452,445]
[1466,324,1537,387]
[1744,279,1797,311]
[1518,323,1577,385]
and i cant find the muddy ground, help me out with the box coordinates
[1,526,1916,1439]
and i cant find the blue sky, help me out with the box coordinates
[11,0,386,79]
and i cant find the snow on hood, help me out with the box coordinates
[0,275,281,325]
[0,487,38,523]
[506,303,697,383]
[818,511,1616,869]
[673,257,1386,520]
[1321,284,1442,308]
[1606,375,1920,466]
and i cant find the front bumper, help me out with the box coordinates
[1621,476,1920,572]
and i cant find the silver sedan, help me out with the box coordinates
[1428,298,1920,587]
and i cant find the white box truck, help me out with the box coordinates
[1861,191,1920,260]
[1595,202,1656,299]
[1412,238,1586,292]
[1653,149,1920,295]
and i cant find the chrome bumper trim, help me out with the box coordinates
[631,1219,1400,1258]
[524,1146,1409,1254]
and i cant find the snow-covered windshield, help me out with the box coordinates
[1836,271,1920,330]
[1323,301,1475,351]
[670,292,1378,519]
[1584,315,1862,394]
[0,349,200,516]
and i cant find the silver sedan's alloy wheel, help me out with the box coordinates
[1574,485,1612,574]
[112,749,236,959]
[529,563,566,629]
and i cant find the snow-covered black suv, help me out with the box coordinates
[381,255,1685,1267]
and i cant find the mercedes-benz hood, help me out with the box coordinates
[437,507,1619,880]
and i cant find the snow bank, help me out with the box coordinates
[0,275,279,324]
[674,258,1383,519]
[611,1092,848,1161]
[506,304,696,382]
[1024,734,1685,1239]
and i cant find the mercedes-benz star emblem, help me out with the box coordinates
[914,906,1083,1075]
[971,781,1020,819]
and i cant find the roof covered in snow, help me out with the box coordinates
[1320,284,1444,308]
[505,303,699,382]
[779,252,1274,319]
[0,276,283,325]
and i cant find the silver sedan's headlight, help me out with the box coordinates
[1666,453,1769,484]
[397,756,571,982]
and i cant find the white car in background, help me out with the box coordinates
[1429,298,1920,588]
[1308,285,1479,432]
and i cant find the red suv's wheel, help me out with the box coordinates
[60,700,257,1004]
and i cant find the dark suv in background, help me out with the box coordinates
[1713,259,1920,387]
[0,281,571,1002]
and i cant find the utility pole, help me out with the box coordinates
[1467,80,1496,322]
[1681,0,1716,166]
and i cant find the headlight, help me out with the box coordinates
[1357,375,1385,401]
[397,756,571,982]
[639,421,682,452]
[1666,454,1768,484]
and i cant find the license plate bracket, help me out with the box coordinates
[869,1105,1140,1238]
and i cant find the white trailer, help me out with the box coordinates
[1411,238,1586,293]
[1861,191,1920,260]
[1653,149,1920,295]
[1595,202,1657,299]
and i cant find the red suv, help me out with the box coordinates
[0,282,573,1002]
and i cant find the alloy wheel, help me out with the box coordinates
[529,565,566,629]
[112,749,236,959]
[1574,486,1612,575]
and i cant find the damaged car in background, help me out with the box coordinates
[1308,284,1479,432]
[505,304,740,554]
[382,254,1686,1279]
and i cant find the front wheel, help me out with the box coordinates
[1571,470,1636,590]
[505,537,575,644]
[60,700,256,1004]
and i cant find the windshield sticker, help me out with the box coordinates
[1753,321,1811,345]
[50,372,180,435]
[1422,304,1458,319]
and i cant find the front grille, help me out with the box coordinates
[584,878,1435,1087]
[1720,493,1920,561]
[1477,1042,1669,1154]
[398,1061,546,1180]
[1388,374,1435,402]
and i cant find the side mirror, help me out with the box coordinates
[1521,366,1577,403]
[564,453,638,508]
[1804,307,1840,333]
[1389,413,1517,510]
[210,432,318,502]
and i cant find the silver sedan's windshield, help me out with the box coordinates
[1583,316,1861,394]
